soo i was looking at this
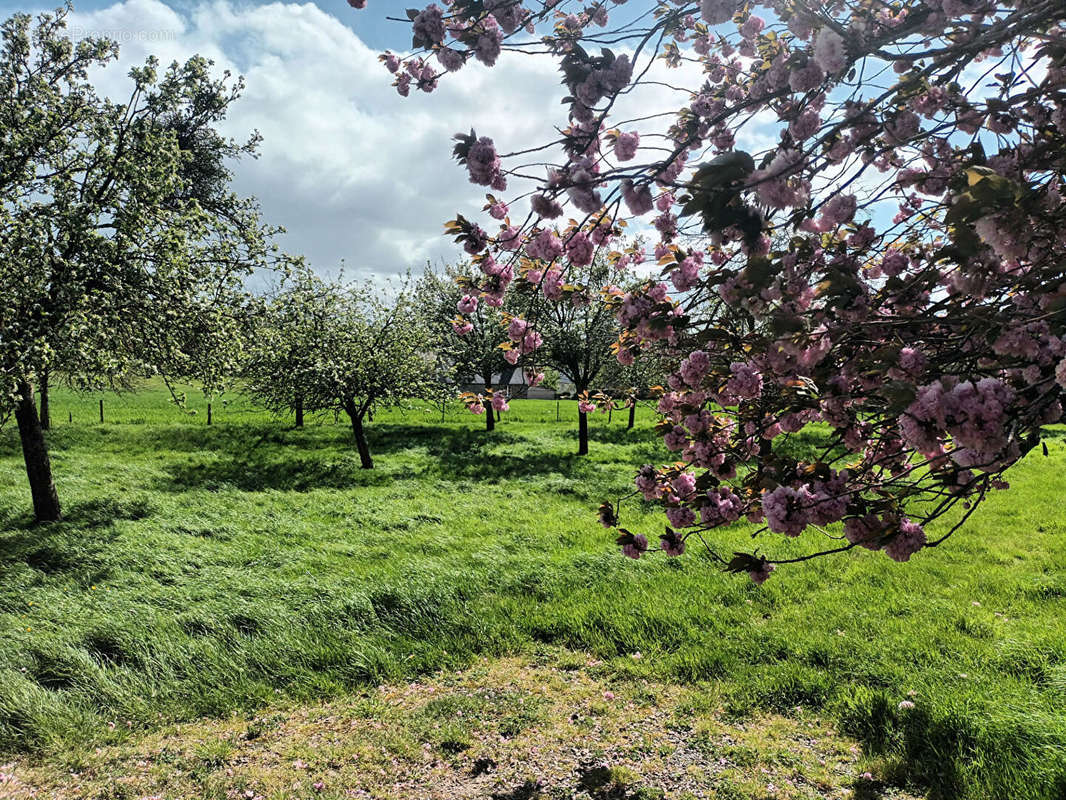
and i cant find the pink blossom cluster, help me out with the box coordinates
[465,137,506,191]
[352,0,1066,582]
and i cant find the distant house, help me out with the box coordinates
[460,368,557,400]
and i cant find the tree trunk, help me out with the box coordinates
[578,407,589,456]
[484,376,495,432]
[627,403,636,430]
[39,370,50,431]
[344,401,374,469]
[295,396,304,428]
[14,382,62,522]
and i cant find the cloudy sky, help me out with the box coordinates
[4,0,711,282]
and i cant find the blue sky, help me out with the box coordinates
[0,0,404,48]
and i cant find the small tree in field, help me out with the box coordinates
[352,0,1066,578]
[514,253,625,455]
[417,262,515,431]
[245,268,330,429]
[248,272,435,468]
[0,7,276,522]
[600,345,670,431]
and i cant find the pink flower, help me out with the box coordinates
[620,532,649,559]
[884,519,926,562]
[527,229,564,262]
[457,295,478,314]
[700,0,737,25]
[531,194,564,219]
[622,180,654,216]
[700,487,744,527]
[789,61,825,92]
[660,529,686,556]
[666,506,696,528]
[579,400,596,414]
[762,486,809,537]
[520,330,543,354]
[740,15,765,40]
[664,425,688,451]
[748,561,775,585]
[466,137,505,189]
[818,194,857,229]
[542,267,564,300]
[671,471,697,498]
[614,131,640,161]
[437,47,465,72]
[679,350,710,388]
[491,393,509,412]
[412,4,445,46]
[489,201,508,220]
[475,17,503,66]
[789,108,821,141]
[508,318,529,341]
[844,514,885,549]
[498,225,522,251]
[813,27,847,74]
[452,320,473,335]
[566,232,595,267]
[670,256,701,292]
[726,362,763,400]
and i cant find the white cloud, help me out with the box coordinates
[59,0,781,281]
[63,0,567,279]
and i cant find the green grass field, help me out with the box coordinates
[2,383,1065,799]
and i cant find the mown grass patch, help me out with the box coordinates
[1,650,921,800]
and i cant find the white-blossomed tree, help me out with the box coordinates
[349,0,1066,581]
[247,270,436,469]
[0,7,278,523]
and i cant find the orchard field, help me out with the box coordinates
[1,384,1065,800]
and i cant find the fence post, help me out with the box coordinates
[99,398,104,424]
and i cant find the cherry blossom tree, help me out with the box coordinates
[350,0,1066,580]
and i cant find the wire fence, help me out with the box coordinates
[36,381,660,429]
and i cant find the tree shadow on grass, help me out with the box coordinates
[377,425,618,490]
[109,421,650,495]
[841,694,972,800]
[161,449,396,492]
[142,424,586,493]
[0,497,150,583]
